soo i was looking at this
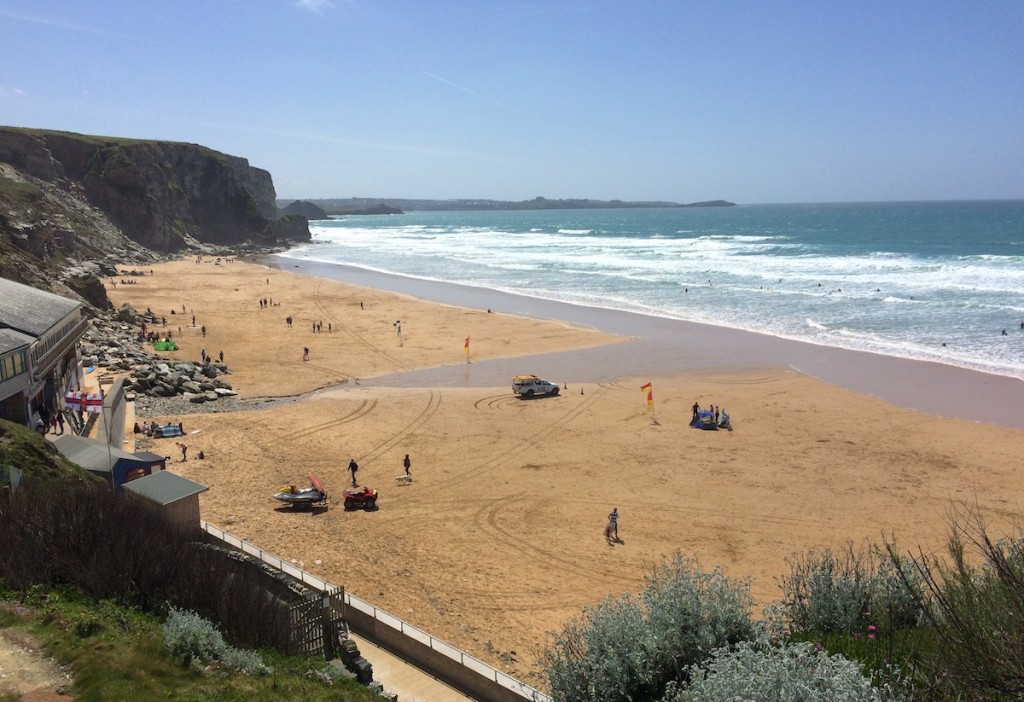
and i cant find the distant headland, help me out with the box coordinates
[277,196,736,215]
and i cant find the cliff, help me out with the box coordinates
[0,127,309,304]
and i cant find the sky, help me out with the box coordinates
[1,1,1022,204]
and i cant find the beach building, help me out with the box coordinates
[122,470,208,533]
[51,434,166,489]
[0,278,89,427]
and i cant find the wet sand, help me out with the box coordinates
[108,258,1024,688]
[277,258,1024,429]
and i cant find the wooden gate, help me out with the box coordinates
[289,586,347,659]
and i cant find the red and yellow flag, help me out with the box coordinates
[464,336,470,354]
[641,382,653,409]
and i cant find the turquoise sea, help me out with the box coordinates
[279,201,1024,380]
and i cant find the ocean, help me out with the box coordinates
[278,201,1024,381]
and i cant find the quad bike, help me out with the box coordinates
[343,486,378,511]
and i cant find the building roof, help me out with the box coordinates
[122,470,208,506]
[0,328,32,355]
[0,277,82,337]
[52,434,153,473]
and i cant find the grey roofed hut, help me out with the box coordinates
[122,470,208,533]
[51,434,166,488]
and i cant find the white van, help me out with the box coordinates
[512,375,560,398]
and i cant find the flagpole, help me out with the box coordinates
[641,383,658,425]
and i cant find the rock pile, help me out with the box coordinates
[82,303,237,404]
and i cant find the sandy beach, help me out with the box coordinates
[106,259,1024,687]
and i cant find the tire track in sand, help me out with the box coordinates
[406,383,613,503]
[311,279,411,372]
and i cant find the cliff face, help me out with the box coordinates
[0,128,306,252]
[0,127,310,304]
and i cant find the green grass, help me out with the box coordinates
[0,419,99,485]
[0,126,233,162]
[1,586,378,702]
[0,175,42,207]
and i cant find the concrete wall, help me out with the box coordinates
[344,604,537,702]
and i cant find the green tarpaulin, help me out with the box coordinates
[153,341,178,351]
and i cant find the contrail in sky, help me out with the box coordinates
[422,71,503,107]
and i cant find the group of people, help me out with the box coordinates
[691,401,732,430]
[135,420,184,437]
[347,454,412,487]
[34,408,65,436]
[199,349,224,364]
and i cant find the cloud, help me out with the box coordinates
[422,71,504,108]
[0,85,27,99]
[0,8,116,36]
[295,0,336,13]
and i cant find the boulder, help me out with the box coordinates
[117,303,138,323]
[153,383,175,397]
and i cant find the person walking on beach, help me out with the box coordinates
[606,508,619,543]
[403,454,411,477]
[303,346,310,361]
[178,442,188,462]
[348,458,359,486]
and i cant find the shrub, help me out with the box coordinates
[662,639,909,702]
[780,541,924,637]
[887,506,1024,700]
[163,607,271,675]
[220,646,273,676]
[163,607,228,667]
[541,554,755,702]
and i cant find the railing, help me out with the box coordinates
[201,521,552,702]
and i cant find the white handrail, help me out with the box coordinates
[200,521,551,702]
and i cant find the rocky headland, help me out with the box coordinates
[0,127,310,304]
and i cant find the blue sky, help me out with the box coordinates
[1,1,1022,203]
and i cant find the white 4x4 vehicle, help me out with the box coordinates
[512,375,560,398]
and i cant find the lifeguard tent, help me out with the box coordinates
[122,470,208,534]
[52,435,166,489]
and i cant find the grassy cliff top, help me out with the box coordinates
[0,419,98,485]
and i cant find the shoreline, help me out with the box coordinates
[273,256,1024,429]
[106,258,1024,685]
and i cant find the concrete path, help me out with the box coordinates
[351,634,476,702]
